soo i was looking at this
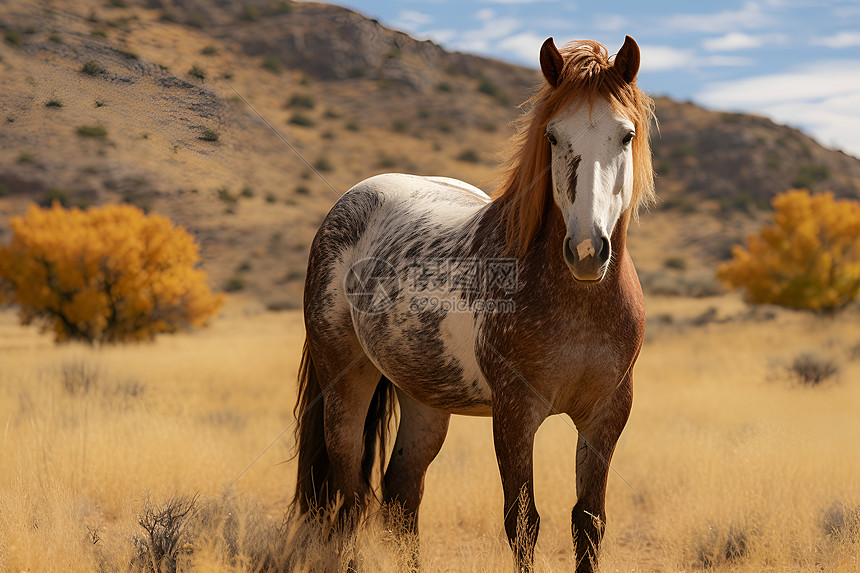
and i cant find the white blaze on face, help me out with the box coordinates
[546,98,636,248]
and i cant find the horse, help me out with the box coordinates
[292,35,655,572]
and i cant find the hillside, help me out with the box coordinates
[2,0,859,307]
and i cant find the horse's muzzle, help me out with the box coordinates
[563,235,610,282]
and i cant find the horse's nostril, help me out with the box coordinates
[598,236,610,262]
[563,237,576,265]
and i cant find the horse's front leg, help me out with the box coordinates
[570,373,633,573]
[492,390,546,572]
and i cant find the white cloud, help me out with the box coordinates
[639,45,694,72]
[665,2,773,33]
[442,17,522,53]
[498,32,545,61]
[702,55,754,66]
[703,32,763,52]
[393,9,433,28]
[637,46,754,73]
[592,14,629,32]
[480,0,557,3]
[421,28,457,44]
[475,8,495,20]
[696,61,860,157]
[812,31,860,49]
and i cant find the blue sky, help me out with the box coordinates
[336,1,860,158]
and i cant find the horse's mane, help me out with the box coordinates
[494,40,656,257]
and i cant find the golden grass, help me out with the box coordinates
[1,295,859,572]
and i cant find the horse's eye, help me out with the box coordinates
[546,132,558,146]
[622,131,635,145]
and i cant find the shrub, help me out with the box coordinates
[295,185,310,196]
[241,4,260,21]
[436,81,452,93]
[718,190,860,312]
[265,192,277,203]
[91,30,107,38]
[201,129,219,141]
[132,495,199,573]
[261,55,281,74]
[188,65,206,80]
[186,14,204,28]
[0,204,222,344]
[201,45,217,55]
[785,352,839,386]
[5,30,22,47]
[39,187,70,207]
[286,93,315,109]
[313,157,333,172]
[18,153,36,164]
[224,277,245,292]
[81,61,103,75]
[77,125,107,137]
[217,188,236,204]
[792,163,830,190]
[664,257,686,270]
[45,99,63,108]
[457,149,480,163]
[477,76,509,105]
[240,186,254,198]
[392,119,409,133]
[288,113,315,127]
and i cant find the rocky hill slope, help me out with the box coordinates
[1,0,859,307]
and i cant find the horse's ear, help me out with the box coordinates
[614,35,640,84]
[540,37,564,88]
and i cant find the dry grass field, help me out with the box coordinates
[1,294,858,572]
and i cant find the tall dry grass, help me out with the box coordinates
[1,295,859,572]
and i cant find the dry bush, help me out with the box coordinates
[132,494,199,573]
[61,360,100,396]
[785,352,840,386]
[694,522,753,569]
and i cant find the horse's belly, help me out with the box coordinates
[356,306,493,416]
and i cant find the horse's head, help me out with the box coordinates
[540,36,648,283]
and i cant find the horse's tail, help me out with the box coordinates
[293,338,329,514]
[292,339,397,514]
[361,374,397,503]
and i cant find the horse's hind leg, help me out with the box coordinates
[383,388,450,529]
[382,388,450,564]
[308,333,383,527]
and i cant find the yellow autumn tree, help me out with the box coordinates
[0,203,223,344]
[718,189,860,312]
